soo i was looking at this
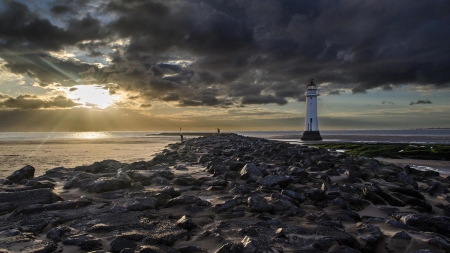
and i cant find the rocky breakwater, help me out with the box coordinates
[1,134,450,252]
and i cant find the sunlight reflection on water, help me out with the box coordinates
[72,132,111,139]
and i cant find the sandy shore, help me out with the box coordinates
[0,137,177,179]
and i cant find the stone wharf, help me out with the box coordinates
[301,79,322,141]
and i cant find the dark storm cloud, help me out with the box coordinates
[0,94,80,109]
[1,0,450,108]
[328,90,341,95]
[179,95,221,107]
[162,93,179,102]
[242,95,288,106]
[410,100,433,106]
[1,53,104,87]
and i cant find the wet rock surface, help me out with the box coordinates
[1,134,450,252]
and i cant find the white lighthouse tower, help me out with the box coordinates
[301,79,322,141]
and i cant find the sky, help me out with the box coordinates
[0,0,449,131]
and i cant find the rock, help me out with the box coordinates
[165,195,210,208]
[19,240,56,253]
[229,185,252,195]
[120,248,135,253]
[356,224,383,249]
[142,221,187,245]
[336,210,361,222]
[25,179,55,189]
[46,226,72,242]
[63,172,95,190]
[304,188,327,202]
[214,196,246,213]
[215,242,244,253]
[392,231,411,240]
[177,215,198,231]
[427,236,450,251]
[330,246,362,253]
[152,176,171,185]
[175,165,189,170]
[5,165,35,183]
[177,245,206,253]
[240,163,263,181]
[62,234,102,251]
[398,171,418,189]
[160,186,181,198]
[390,192,432,213]
[173,176,200,186]
[91,177,132,193]
[401,214,450,237]
[241,236,261,253]
[257,175,291,188]
[111,203,128,212]
[126,197,157,211]
[281,189,306,203]
[0,188,62,211]
[204,179,228,187]
[110,237,137,253]
[427,182,448,196]
[74,159,125,173]
[248,196,273,213]
[139,245,180,253]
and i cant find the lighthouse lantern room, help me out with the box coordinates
[301,79,323,141]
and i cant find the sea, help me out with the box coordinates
[0,129,449,178]
[1,129,450,143]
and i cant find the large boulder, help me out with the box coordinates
[401,214,450,237]
[257,175,291,188]
[0,188,62,212]
[91,169,132,193]
[240,163,263,182]
[91,178,131,193]
[6,165,35,183]
[248,196,273,213]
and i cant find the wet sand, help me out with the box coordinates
[0,137,177,179]
[375,157,450,176]
[269,134,450,144]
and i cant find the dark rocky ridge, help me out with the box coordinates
[0,134,449,252]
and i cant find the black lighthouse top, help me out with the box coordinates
[307,79,317,90]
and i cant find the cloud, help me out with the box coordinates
[328,90,341,95]
[1,0,450,109]
[410,99,433,105]
[242,95,288,105]
[382,101,395,105]
[0,94,80,109]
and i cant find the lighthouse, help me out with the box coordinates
[301,79,322,141]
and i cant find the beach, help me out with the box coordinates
[1,133,450,252]
[1,130,449,179]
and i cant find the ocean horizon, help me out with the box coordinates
[0,129,449,144]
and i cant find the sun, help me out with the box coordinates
[65,85,121,109]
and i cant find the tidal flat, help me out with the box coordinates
[313,143,450,161]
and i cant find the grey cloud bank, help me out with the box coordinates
[0,0,449,108]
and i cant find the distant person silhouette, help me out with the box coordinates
[180,133,184,142]
[217,128,220,134]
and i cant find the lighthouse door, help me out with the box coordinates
[310,118,312,131]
